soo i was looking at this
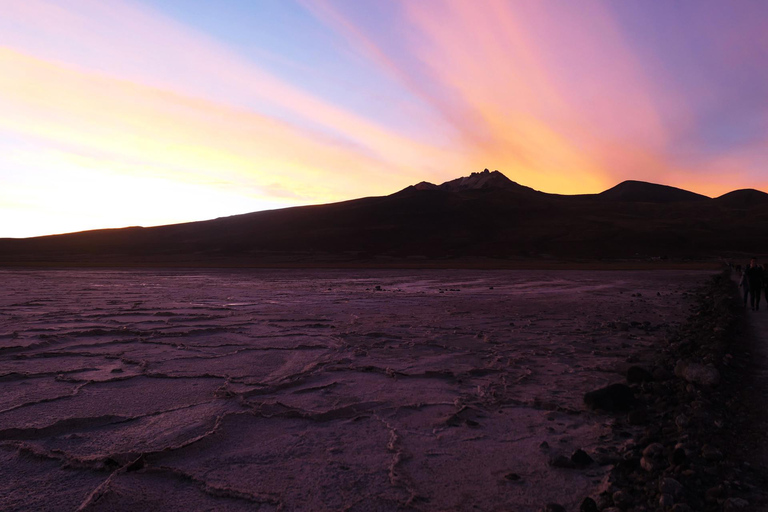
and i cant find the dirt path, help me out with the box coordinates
[721,277,768,510]
[738,303,768,468]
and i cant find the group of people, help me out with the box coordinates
[739,258,766,310]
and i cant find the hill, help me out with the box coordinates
[1,171,767,267]
[598,180,709,203]
[714,189,768,208]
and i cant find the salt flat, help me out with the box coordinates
[0,269,709,511]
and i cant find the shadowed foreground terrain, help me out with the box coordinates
[0,269,708,511]
[2,171,768,267]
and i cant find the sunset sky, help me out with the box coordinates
[2,0,767,238]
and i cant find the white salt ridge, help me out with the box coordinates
[0,269,708,511]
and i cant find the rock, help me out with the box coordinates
[540,504,566,512]
[723,497,750,510]
[627,365,654,383]
[669,447,687,466]
[705,485,723,502]
[700,444,723,461]
[504,472,521,481]
[612,489,632,508]
[659,493,675,509]
[579,497,598,512]
[641,442,666,472]
[641,457,657,471]
[659,477,683,497]
[642,443,664,458]
[550,455,576,469]
[674,360,721,387]
[584,383,637,411]
[674,414,690,429]
[595,494,614,510]
[670,504,692,512]
[539,441,550,450]
[571,449,594,467]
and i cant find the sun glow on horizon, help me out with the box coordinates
[1,0,767,238]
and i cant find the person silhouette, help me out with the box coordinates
[739,266,750,307]
[745,258,763,311]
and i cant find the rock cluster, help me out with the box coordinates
[572,271,768,511]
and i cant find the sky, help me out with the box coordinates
[2,1,767,238]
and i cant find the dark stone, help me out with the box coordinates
[584,383,637,411]
[612,489,632,508]
[571,449,594,466]
[670,447,687,466]
[540,505,566,512]
[659,494,675,509]
[674,360,720,387]
[659,477,683,497]
[595,494,613,510]
[504,472,521,481]
[643,442,663,457]
[723,497,750,510]
[701,444,723,461]
[705,485,724,502]
[580,497,598,512]
[627,365,654,383]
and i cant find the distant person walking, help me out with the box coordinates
[763,265,768,308]
[746,258,764,310]
[739,268,750,307]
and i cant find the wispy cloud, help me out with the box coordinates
[0,0,470,236]
[303,0,768,194]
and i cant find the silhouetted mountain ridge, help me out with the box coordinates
[598,180,709,203]
[714,189,768,208]
[2,170,768,266]
[409,169,539,195]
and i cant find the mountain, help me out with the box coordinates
[598,180,709,203]
[2,171,768,267]
[409,169,539,194]
[714,189,768,208]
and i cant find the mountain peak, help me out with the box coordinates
[438,169,517,191]
[407,169,537,194]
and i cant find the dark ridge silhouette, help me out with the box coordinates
[598,180,710,203]
[403,169,539,195]
[1,170,767,267]
[436,169,538,193]
[714,189,768,208]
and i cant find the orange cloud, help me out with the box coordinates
[303,0,703,194]
[0,47,448,237]
[0,0,460,178]
[2,0,764,238]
